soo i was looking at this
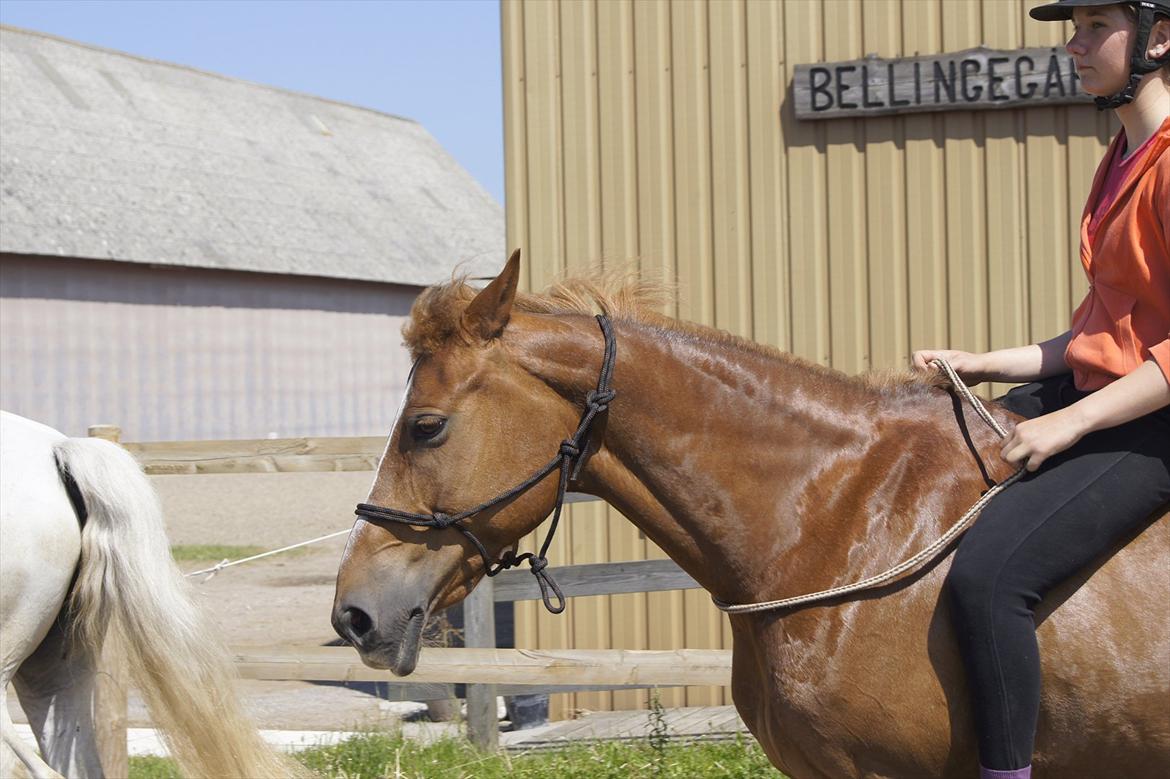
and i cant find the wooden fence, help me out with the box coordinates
[93,429,730,774]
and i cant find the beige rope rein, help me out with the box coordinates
[712,359,1025,615]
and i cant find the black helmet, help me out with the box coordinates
[1030,0,1170,108]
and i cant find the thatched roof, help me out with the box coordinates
[0,25,504,285]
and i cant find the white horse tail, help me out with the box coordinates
[53,437,307,779]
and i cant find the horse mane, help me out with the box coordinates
[403,269,943,396]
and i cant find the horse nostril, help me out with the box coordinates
[335,605,374,646]
[348,607,372,635]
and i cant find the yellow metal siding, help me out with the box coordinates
[503,0,1106,718]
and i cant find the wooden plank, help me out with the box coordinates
[491,558,700,602]
[127,435,386,474]
[793,47,1091,119]
[501,705,748,750]
[464,578,498,750]
[233,646,733,687]
[350,681,720,700]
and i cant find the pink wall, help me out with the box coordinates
[1,255,418,441]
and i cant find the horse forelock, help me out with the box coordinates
[402,268,668,358]
[401,269,943,398]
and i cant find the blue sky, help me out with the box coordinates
[0,0,505,203]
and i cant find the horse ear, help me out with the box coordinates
[462,248,521,341]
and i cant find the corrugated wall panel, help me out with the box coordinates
[746,0,789,352]
[503,0,1108,717]
[903,2,950,358]
[864,0,910,375]
[983,1,1029,399]
[784,0,831,365]
[0,256,415,441]
[632,0,683,712]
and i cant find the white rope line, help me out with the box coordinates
[184,528,352,581]
[713,358,1025,615]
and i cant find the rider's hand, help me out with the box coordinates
[910,349,989,386]
[1000,407,1087,472]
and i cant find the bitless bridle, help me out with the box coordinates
[354,314,617,614]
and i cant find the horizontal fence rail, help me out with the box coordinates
[492,558,700,601]
[234,646,733,688]
[125,435,387,474]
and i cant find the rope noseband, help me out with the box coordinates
[354,314,617,614]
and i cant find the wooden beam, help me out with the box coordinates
[464,578,498,750]
[233,646,733,687]
[491,558,700,602]
[125,435,386,474]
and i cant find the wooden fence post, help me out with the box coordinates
[463,577,498,751]
[89,424,130,779]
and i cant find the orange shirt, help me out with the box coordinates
[1066,117,1170,391]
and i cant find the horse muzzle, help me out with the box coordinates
[331,592,429,675]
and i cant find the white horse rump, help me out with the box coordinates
[0,411,303,778]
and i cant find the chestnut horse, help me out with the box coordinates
[333,253,1169,778]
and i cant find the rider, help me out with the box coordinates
[912,1,1170,777]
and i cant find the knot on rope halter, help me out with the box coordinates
[431,512,456,529]
[559,439,581,459]
[586,388,616,412]
[527,555,565,613]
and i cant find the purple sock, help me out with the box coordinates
[980,767,1031,779]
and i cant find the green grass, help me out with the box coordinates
[127,755,181,779]
[169,543,310,562]
[169,544,267,562]
[128,732,785,779]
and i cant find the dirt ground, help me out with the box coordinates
[154,470,429,731]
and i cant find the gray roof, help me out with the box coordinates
[0,25,504,286]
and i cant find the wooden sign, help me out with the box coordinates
[794,47,1092,120]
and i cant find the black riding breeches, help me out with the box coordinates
[944,374,1170,771]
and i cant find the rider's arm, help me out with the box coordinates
[1001,359,1170,471]
[1063,357,1170,433]
[977,331,1073,383]
[912,331,1072,385]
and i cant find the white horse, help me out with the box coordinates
[0,411,302,779]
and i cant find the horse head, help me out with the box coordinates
[332,250,598,674]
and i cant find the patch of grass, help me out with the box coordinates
[127,755,180,779]
[170,543,313,563]
[169,544,282,562]
[129,732,784,779]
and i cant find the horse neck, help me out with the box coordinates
[511,313,899,604]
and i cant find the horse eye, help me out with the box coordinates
[412,415,446,440]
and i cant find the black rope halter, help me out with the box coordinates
[354,314,617,614]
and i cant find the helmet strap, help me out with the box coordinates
[1094,71,1143,109]
[1094,4,1169,110]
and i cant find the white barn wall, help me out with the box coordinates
[1,255,416,441]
